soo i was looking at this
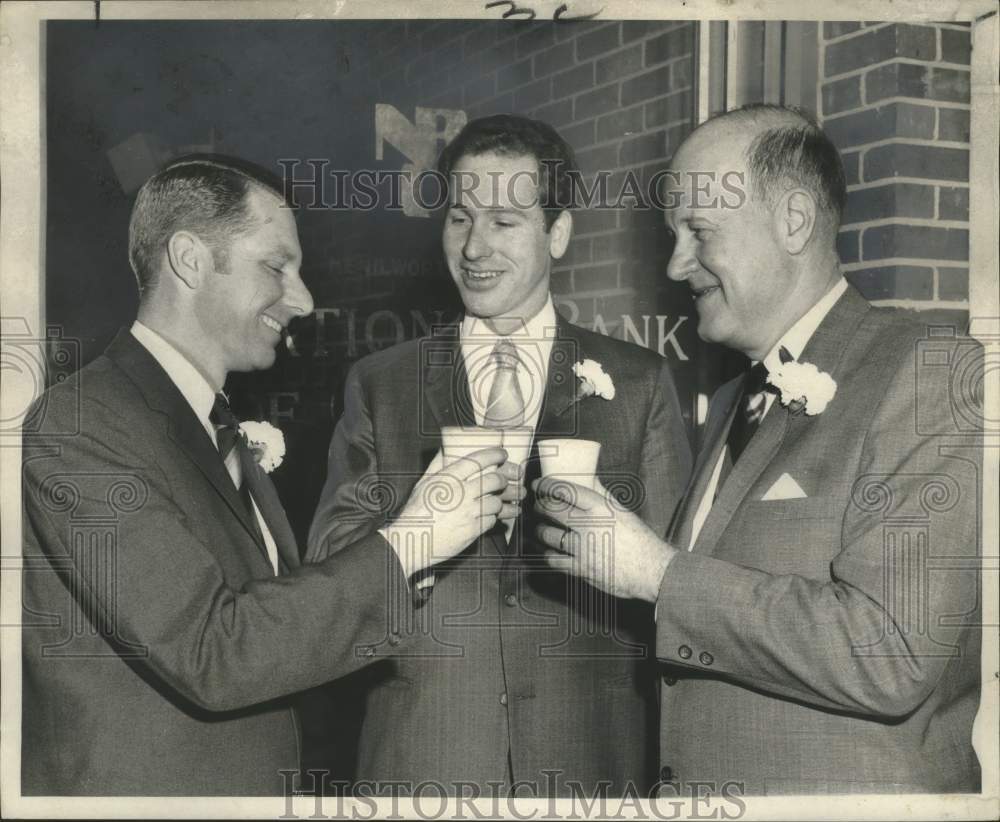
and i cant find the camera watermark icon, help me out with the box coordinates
[19,469,151,658]
[1,318,81,440]
[337,461,653,659]
[849,471,982,659]
[416,328,583,438]
[915,324,997,437]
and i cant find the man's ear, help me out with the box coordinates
[548,210,572,260]
[165,230,213,289]
[777,189,817,256]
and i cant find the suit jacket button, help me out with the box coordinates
[499,692,508,706]
[699,651,714,666]
[662,675,677,686]
[678,644,692,660]
[504,593,517,607]
[659,766,674,782]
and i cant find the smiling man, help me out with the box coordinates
[21,155,508,795]
[533,105,983,795]
[307,115,692,796]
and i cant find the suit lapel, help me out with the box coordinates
[105,331,272,565]
[684,286,872,556]
[536,316,586,439]
[510,318,589,561]
[668,374,742,550]
[419,325,507,559]
[421,327,477,430]
[691,392,790,554]
[238,447,300,571]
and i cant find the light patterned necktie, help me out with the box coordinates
[484,338,525,429]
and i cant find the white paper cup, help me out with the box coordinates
[497,426,534,479]
[537,438,601,490]
[439,426,505,467]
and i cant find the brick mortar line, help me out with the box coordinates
[505,53,694,95]
[847,177,969,191]
[841,217,970,230]
[824,97,972,120]
[397,57,693,101]
[848,136,970,152]
[823,23,971,49]
[822,57,972,85]
[820,21,896,45]
[569,119,693,155]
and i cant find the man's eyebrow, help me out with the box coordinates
[447,204,525,216]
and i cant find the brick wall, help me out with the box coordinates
[349,19,697,335]
[820,22,971,309]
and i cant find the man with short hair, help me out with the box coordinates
[21,155,507,795]
[307,115,692,795]
[534,104,982,794]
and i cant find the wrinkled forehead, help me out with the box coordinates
[449,151,541,211]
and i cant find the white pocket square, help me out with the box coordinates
[761,473,808,501]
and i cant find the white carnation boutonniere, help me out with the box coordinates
[766,348,837,415]
[572,359,616,402]
[238,421,286,473]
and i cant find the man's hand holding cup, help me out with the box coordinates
[441,426,528,523]
[382,444,508,580]
[533,439,676,603]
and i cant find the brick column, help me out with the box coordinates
[820,22,971,310]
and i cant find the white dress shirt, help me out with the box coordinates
[131,321,280,574]
[686,277,848,551]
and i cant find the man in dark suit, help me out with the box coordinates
[20,155,508,795]
[534,105,982,795]
[307,115,692,796]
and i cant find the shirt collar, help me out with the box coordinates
[460,296,558,349]
[762,277,847,372]
[131,321,217,431]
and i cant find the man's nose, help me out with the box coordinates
[666,238,697,283]
[463,222,491,260]
[283,270,314,318]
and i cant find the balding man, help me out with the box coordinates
[533,105,982,795]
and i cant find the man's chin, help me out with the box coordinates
[232,350,278,374]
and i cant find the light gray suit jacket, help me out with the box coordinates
[308,315,692,795]
[654,286,982,795]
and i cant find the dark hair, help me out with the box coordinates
[436,114,578,230]
[715,104,847,234]
[128,154,288,294]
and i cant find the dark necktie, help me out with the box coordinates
[210,393,261,528]
[210,394,298,574]
[726,362,775,465]
[210,393,241,461]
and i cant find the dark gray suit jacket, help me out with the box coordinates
[21,331,412,795]
[655,287,982,795]
[308,315,692,795]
